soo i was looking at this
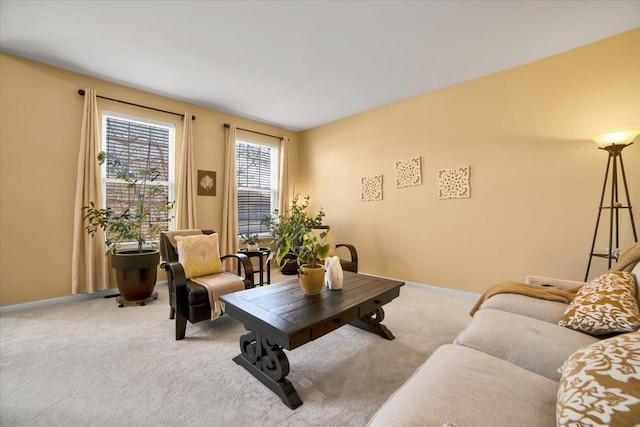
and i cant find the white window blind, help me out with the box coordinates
[102,112,175,244]
[236,139,278,235]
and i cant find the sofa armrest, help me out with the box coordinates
[525,275,586,290]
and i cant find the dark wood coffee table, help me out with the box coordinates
[219,272,404,409]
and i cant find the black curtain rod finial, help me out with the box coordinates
[77,89,195,121]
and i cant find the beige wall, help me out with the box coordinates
[1,29,638,305]
[0,53,298,306]
[298,29,640,294]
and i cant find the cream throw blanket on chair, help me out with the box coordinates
[167,231,245,320]
[191,273,244,319]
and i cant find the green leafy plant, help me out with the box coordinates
[262,194,329,269]
[84,151,174,254]
[297,228,330,269]
[241,233,260,245]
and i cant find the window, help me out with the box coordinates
[101,112,175,244]
[236,139,278,236]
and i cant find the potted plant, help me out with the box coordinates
[295,228,331,295]
[263,194,330,295]
[84,151,173,304]
[241,233,261,252]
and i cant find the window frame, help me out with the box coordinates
[235,137,279,238]
[100,110,176,250]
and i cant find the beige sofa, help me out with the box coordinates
[368,263,640,427]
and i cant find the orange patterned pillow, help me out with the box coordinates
[557,332,640,426]
[175,233,223,279]
[558,272,640,336]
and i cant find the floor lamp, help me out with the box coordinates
[585,127,639,281]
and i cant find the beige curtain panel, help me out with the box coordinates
[221,123,239,260]
[277,136,290,214]
[71,88,109,294]
[175,113,197,229]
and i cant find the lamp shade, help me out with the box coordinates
[591,127,640,148]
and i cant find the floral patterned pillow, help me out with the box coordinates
[175,233,223,279]
[558,272,640,336]
[557,332,640,427]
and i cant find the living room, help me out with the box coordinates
[1,2,639,426]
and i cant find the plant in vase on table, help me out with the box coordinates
[263,194,330,295]
[241,233,261,252]
[295,229,331,295]
[84,151,173,304]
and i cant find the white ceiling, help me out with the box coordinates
[1,1,639,131]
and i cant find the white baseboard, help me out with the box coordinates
[0,275,478,314]
[0,281,168,313]
[359,272,480,298]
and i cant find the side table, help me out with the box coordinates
[238,247,271,286]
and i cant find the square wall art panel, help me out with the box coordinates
[395,157,422,188]
[361,175,383,201]
[438,166,470,199]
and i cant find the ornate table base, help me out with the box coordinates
[220,272,404,410]
[233,330,302,409]
[350,307,395,340]
[232,307,394,409]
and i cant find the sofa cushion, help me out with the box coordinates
[479,293,569,323]
[558,271,640,336]
[557,332,640,427]
[455,309,599,381]
[367,344,557,427]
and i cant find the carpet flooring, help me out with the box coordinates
[0,275,477,427]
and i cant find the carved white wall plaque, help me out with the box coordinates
[438,166,470,199]
[361,175,383,201]
[395,157,422,188]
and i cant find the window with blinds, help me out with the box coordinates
[102,112,175,244]
[236,139,278,236]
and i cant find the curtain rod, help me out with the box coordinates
[224,123,283,140]
[77,89,196,121]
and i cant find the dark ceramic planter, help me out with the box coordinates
[111,249,160,302]
[280,253,299,275]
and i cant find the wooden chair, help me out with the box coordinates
[336,243,358,273]
[160,230,254,340]
[311,226,359,273]
[280,226,359,275]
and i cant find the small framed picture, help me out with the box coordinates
[197,170,216,196]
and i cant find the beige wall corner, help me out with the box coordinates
[0,53,296,306]
[298,29,640,294]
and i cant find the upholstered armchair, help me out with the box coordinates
[279,226,359,275]
[337,243,358,273]
[160,229,254,340]
[311,226,359,273]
